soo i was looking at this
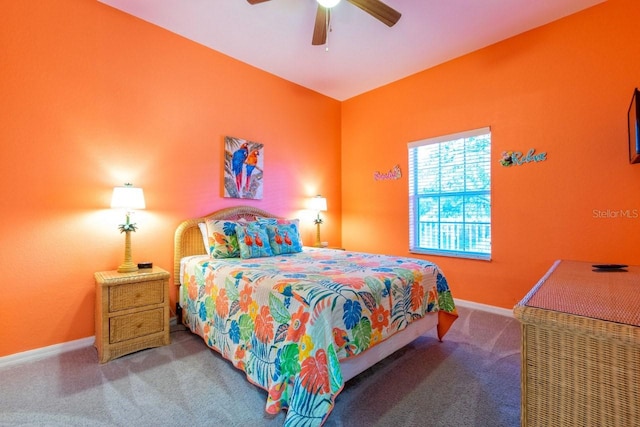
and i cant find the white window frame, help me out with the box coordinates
[408,127,491,260]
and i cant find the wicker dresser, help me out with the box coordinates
[95,266,170,363]
[514,260,640,427]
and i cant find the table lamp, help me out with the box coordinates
[317,0,341,7]
[111,183,145,273]
[309,195,327,247]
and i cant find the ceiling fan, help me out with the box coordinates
[247,0,401,46]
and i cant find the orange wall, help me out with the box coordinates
[342,0,640,309]
[3,0,638,359]
[0,1,341,357]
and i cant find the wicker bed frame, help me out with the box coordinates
[173,205,439,381]
[173,205,279,286]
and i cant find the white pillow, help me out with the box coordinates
[198,222,209,254]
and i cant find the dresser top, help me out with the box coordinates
[521,260,640,326]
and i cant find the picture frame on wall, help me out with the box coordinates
[224,136,264,199]
[628,88,640,164]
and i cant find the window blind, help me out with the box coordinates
[408,127,491,259]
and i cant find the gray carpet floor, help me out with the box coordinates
[0,306,521,426]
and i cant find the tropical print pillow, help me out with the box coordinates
[254,217,278,226]
[235,223,274,259]
[265,222,303,255]
[204,219,242,258]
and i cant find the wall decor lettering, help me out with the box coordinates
[224,136,264,199]
[374,164,402,181]
[500,149,547,167]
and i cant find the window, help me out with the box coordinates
[408,127,491,259]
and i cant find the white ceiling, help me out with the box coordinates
[98,0,606,101]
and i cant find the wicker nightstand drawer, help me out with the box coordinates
[109,279,164,312]
[109,308,165,343]
[95,267,170,363]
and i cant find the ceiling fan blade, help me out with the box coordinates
[312,5,328,46]
[247,0,271,4]
[347,0,401,27]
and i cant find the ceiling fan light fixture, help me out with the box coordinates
[317,0,341,8]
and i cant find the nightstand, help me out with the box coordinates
[94,266,170,363]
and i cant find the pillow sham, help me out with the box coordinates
[280,218,300,228]
[265,222,303,255]
[204,219,242,258]
[198,222,210,255]
[256,217,300,227]
[235,223,274,259]
[255,217,278,226]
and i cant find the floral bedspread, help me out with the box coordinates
[180,248,457,426]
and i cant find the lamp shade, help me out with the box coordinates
[317,0,341,8]
[309,195,327,212]
[111,183,145,210]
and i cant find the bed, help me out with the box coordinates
[174,206,458,426]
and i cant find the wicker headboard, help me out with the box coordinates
[173,205,281,286]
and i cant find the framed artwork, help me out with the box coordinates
[629,88,640,164]
[224,136,264,199]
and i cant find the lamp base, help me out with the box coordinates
[117,262,138,273]
[118,230,138,273]
[314,222,322,248]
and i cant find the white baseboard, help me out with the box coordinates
[1,304,510,369]
[0,336,95,369]
[454,298,514,317]
[0,316,180,369]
